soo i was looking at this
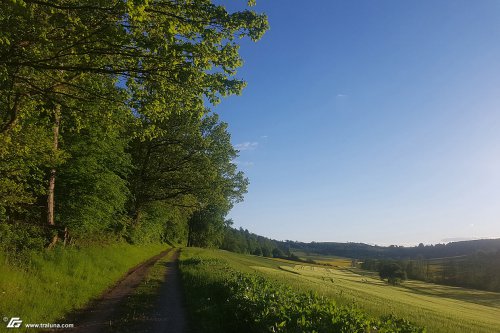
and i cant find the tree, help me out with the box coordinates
[261,246,271,257]
[1,0,268,132]
[0,0,267,233]
[379,262,407,285]
[128,110,248,248]
[55,113,132,235]
[128,110,211,221]
[128,112,247,222]
[0,120,53,221]
[272,247,284,258]
[252,247,263,256]
[187,204,230,248]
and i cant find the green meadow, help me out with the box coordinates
[181,248,500,333]
[291,251,355,267]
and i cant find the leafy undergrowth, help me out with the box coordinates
[0,243,167,326]
[180,249,425,333]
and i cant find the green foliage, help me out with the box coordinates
[56,124,131,235]
[129,112,246,213]
[0,0,266,245]
[363,252,500,292]
[0,222,47,264]
[272,247,285,258]
[129,111,248,247]
[128,201,192,244]
[1,0,268,136]
[180,249,425,333]
[187,205,228,248]
[221,226,285,257]
[379,262,407,285]
[0,121,53,217]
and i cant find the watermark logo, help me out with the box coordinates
[3,316,74,329]
[6,317,22,328]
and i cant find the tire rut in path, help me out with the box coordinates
[150,249,187,333]
[58,248,182,333]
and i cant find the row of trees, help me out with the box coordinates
[404,251,500,291]
[361,251,500,291]
[221,227,288,258]
[0,0,268,251]
[283,239,500,259]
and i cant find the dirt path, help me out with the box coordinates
[150,249,187,333]
[58,248,186,333]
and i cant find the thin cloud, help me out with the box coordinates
[336,94,348,98]
[235,141,258,151]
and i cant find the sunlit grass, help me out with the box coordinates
[186,249,500,333]
[292,251,354,267]
[0,243,167,325]
[180,248,424,333]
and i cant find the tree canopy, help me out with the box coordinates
[0,0,268,250]
[378,262,407,285]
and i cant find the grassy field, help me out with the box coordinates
[180,248,424,332]
[182,248,500,333]
[0,243,168,327]
[291,251,354,267]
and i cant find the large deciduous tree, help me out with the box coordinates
[379,262,407,285]
[129,112,248,243]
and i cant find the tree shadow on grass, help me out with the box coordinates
[401,282,500,308]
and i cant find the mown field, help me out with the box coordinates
[180,248,500,333]
[291,251,354,267]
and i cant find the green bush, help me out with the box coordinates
[0,222,47,265]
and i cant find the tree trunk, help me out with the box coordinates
[133,206,142,226]
[47,104,61,226]
[187,223,192,247]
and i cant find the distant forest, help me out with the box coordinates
[292,238,500,292]
[287,238,500,259]
[221,228,500,292]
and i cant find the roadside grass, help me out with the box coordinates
[181,248,500,333]
[0,243,167,327]
[102,249,175,333]
[179,249,237,333]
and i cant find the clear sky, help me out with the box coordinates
[216,0,500,246]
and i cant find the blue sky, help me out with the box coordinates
[216,0,500,246]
